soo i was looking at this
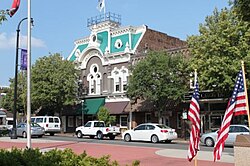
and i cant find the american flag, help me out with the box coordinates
[187,80,200,161]
[214,70,247,161]
[8,0,21,17]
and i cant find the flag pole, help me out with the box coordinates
[26,0,32,148]
[194,156,197,166]
[241,61,250,129]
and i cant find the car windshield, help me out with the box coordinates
[31,123,41,127]
[156,124,171,129]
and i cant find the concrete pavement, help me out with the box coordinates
[0,136,234,166]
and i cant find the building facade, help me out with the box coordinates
[63,12,187,133]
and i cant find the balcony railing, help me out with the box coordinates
[87,12,121,27]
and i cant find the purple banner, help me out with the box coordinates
[20,49,27,70]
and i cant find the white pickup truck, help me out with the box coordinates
[75,120,120,140]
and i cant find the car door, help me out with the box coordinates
[145,125,155,141]
[16,123,25,136]
[82,121,92,135]
[132,124,146,141]
[226,126,249,145]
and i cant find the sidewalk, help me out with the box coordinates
[0,136,234,166]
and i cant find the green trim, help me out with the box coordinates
[111,34,129,53]
[69,44,88,61]
[98,31,108,54]
[131,33,142,50]
[83,98,105,115]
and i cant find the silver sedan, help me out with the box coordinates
[200,124,249,147]
[16,122,45,138]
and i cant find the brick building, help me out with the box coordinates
[63,12,187,133]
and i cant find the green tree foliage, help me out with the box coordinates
[1,73,27,113]
[187,7,250,95]
[31,53,78,115]
[97,106,116,126]
[127,51,189,112]
[233,0,250,22]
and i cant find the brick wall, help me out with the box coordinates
[137,28,187,53]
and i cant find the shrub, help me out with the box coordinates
[0,148,140,166]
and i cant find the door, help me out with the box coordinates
[83,121,92,135]
[132,124,146,141]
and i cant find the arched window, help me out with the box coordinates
[87,64,102,95]
[111,66,129,93]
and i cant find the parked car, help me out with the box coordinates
[31,116,61,136]
[200,124,250,147]
[122,123,178,143]
[16,122,45,138]
[75,121,120,140]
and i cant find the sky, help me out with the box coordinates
[0,0,231,86]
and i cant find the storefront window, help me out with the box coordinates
[120,115,128,127]
[210,115,222,130]
[177,113,182,129]
[145,113,151,123]
[68,116,74,127]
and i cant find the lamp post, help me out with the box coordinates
[11,17,33,139]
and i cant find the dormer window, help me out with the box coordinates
[115,39,123,49]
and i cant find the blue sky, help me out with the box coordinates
[0,0,230,86]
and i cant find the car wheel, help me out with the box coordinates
[22,131,27,138]
[77,131,83,138]
[151,135,159,143]
[205,137,214,147]
[97,132,103,140]
[124,134,131,142]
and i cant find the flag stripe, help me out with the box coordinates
[9,0,20,17]
[214,70,247,161]
[187,79,200,161]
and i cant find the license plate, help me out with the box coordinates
[169,131,173,135]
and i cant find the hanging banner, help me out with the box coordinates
[20,49,27,70]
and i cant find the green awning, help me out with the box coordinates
[83,98,105,115]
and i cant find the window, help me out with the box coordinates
[135,125,146,130]
[36,118,43,123]
[85,121,91,127]
[146,125,155,130]
[145,113,151,123]
[120,116,128,127]
[49,118,54,123]
[68,116,74,127]
[111,67,128,93]
[177,112,182,129]
[115,84,120,91]
[87,64,102,95]
[54,118,59,123]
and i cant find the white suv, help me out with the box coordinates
[31,116,61,136]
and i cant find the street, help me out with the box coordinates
[42,134,234,154]
[0,134,235,166]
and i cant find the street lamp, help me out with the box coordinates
[11,17,34,139]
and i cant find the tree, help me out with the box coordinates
[127,51,189,114]
[97,106,116,126]
[0,72,27,114]
[31,53,78,115]
[233,0,250,22]
[187,8,250,95]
